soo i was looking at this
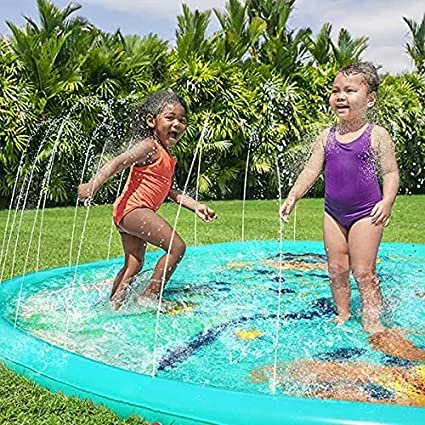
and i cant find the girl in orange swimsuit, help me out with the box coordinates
[78,90,216,310]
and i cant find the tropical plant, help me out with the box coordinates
[0,40,33,206]
[377,72,425,194]
[174,4,213,61]
[6,0,95,114]
[306,23,333,66]
[213,0,266,61]
[247,0,311,75]
[330,28,368,68]
[1,0,424,207]
[404,14,425,72]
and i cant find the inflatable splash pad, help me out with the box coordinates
[1,241,424,424]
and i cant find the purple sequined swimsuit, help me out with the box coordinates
[324,123,382,230]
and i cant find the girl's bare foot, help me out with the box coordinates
[111,293,125,311]
[137,294,173,312]
[110,282,132,311]
[332,313,350,325]
[362,320,385,334]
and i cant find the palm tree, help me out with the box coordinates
[0,38,34,202]
[330,28,368,68]
[123,34,169,83]
[246,0,311,75]
[404,14,425,72]
[175,4,212,61]
[83,31,168,99]
[4,1,127,205]
[213,0,266,61]
[247,0,295,39]
[377,73,425,194]
[6,0,95,114]
[306,23,333,66]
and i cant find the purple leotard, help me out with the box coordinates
[324,123,382,230]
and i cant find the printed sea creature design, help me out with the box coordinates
[369,329,425,362]
[263,259,328,272]
[249,359,424,406]
[249,329,425,407]
[415,291,425,300]
[264,255,381,271]
[225,262,253,270]
[268,287,295,295]
[158,298,335,371]
[235,328,264,340]
[164,302,195,315]
[315,347,367,361]
[267,252,327,262]
[165,284,213,296]
[379,365,425,406]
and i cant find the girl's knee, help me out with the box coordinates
[169,237,186,258]
[328,263,349,279]
[352,267,376,283]
[176,239,186,259]
[124,257,143,275]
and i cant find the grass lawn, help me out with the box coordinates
[0,195,424,424]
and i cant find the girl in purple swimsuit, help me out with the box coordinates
[280,62,399,334]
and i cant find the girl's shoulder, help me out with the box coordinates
[370,125,395,155]
[137,136,158,149]
[132,136,161,166]
[370,125,393,150]
[316,127,332,149]
[321,127,333,138]
[370,124,391,138]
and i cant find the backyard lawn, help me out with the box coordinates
[0,195,424,424]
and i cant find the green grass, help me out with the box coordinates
[0,195,424,424]
[0,364,148,425]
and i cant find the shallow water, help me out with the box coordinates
[1,241,424,405]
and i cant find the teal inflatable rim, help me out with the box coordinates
[1,240,424,425]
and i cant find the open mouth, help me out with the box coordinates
[169,131,179,140]
[336,105,349,112]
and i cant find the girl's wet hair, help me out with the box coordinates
[131,89,188,138]
[340,61,380,93]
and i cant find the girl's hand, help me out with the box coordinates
[196,204,216,222]
[370,199,392,227]
[78,182,95,202]
[280,197,296,223]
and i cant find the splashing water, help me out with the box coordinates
[2,241,424,406]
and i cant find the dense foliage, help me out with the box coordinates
[0,0,424,207]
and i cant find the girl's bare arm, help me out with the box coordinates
[288,130,327,201]
[280,129,329,212]
[168,182,198,212]
[78,138,158,199]
[280,130,327,219]
[373,126,399,205]
[168,180,216,222]
[370,126,399,225]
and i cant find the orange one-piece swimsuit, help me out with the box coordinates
[112,142,176,226]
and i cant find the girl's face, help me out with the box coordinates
[329,72,376,122]
[147,102,188,149]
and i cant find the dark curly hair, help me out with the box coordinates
[340,61,380,93]
[131,90,188,138]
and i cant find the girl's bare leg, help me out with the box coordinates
[324,212,351,324]
[348,217,384,334]
[119,208,186,303]
[110,232,147,310]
